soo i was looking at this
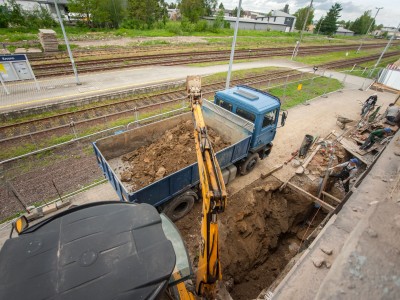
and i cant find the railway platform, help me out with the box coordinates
[0,59,373,113]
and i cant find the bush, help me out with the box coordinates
[0,5,9,28]
[195,20,209,32]
[166,21,182,35]
[0,0,57,29]
[120,19,141,29]
[180,18,195,33]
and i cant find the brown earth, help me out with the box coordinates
[175,176,324,299]
[116,120,230,191]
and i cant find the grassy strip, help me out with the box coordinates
[295,47,400,66]
[336,56,400,78]
[0,25,377,46]
[269,76,343,110]
[202,66,285,84]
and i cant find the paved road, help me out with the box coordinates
[0,59,372,112]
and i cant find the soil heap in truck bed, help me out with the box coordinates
[116,120,230,191]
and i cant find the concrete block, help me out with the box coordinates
[25,207,44,221]
[56,200,71,209]
[42,203,57,215]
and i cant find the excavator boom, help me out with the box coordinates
[186,76,227,299]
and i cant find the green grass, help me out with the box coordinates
[336,55,400,78]
[202,66,284,84]
[269,76,343,109]
[295,47,400,66]
[0,23,377,45]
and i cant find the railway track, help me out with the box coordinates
[0,70,305,153]
[1,51,399,157]
[31,43,390,78]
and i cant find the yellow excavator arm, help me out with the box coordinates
[186,76,227,299]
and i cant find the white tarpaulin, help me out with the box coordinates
[378,67,400,91]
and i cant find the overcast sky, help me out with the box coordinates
[170,0,399,27]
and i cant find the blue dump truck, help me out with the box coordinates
[93,85,285,221]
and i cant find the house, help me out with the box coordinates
[167,8,180,21]
[204,9,296,33]
[0,0,68,19]
[372,27,400,39]
[335,27,354,36]
[255,10,296,32]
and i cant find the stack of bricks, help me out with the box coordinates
[38,29,59,52]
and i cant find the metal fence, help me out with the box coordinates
[0,67,372,222]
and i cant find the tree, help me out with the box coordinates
[282,4,289,14]
[293,6,314,31]
[204,0,217,16]
[218,2,224,10]
[212,7,224,31]
[350,11,375,35]
[232,6,244,17]
[344,20,353,29]
[127,0,162,28]
[314,17,323,34]
[168,2,177,9]
[68,0,97,26]
[319,2,342,36]
[180,0,204,23]
[0,3,10,28]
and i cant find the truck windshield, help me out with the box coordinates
[262,110,277,127]
[216,98,233,112]
[236,108,256,123]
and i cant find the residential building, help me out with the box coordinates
[335,27,354,36]
[0,0,68,18]
[204,9,296,33]
[255,10,296,32]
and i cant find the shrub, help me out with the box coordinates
[166,21,182,35]
[195,20,209,32]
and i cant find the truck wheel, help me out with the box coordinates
[239,153,259,175]
[163,191,196,222]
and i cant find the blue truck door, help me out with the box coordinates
[258,109,278,145]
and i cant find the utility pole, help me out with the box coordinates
[54,0,81,85]
[368,22,400,78]
[316,16,323,35]
[357,7,383,53]
[292,0,313,60]
[226,0,242,89]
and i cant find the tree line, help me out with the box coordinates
[1,0,385,36]
[292,2,383,36]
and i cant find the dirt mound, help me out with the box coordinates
[176,176,320,299]
[117,120,230,191]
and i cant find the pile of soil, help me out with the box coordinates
[117,120,230,191]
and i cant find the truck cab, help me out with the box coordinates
[215,85,282,164]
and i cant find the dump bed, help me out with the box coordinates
[93,101,253,207]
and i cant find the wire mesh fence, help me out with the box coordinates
[0,68,363,222]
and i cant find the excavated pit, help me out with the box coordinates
[176,175,328,300]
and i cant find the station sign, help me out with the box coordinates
[0,54,35,82]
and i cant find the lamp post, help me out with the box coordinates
[226,0,242,89]
[356,7,383,53]
[54,0,81,85]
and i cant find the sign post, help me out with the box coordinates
[0,72,10,95]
